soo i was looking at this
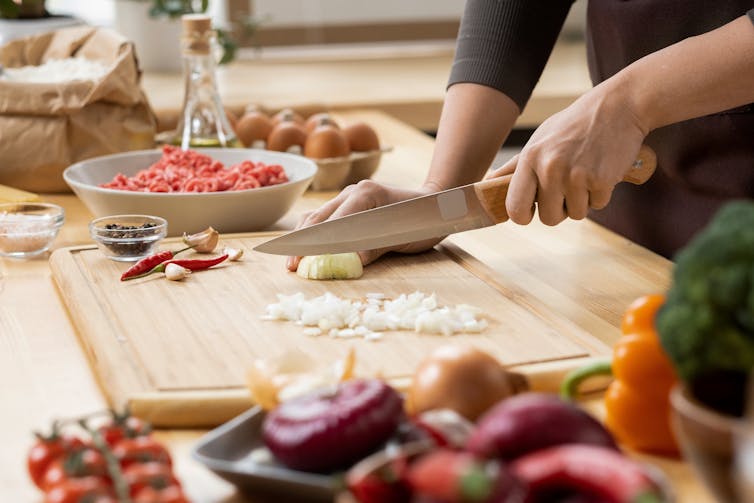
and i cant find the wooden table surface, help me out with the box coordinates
[0,110,712,502]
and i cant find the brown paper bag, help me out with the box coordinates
[0,26,157,192]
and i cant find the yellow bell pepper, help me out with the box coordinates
[562,294,679,456]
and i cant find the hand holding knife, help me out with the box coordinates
[255,145,657,257]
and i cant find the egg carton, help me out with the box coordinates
[308,145,392,191]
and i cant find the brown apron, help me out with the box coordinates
[585,0,754,259]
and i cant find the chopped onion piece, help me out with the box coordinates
[296,252,363,280]
[263,291,487,340]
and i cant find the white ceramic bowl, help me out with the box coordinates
[64,149,316,236]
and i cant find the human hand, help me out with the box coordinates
[496,85,649,226]
[286,180,444,271]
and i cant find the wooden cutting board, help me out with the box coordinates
[50,233,612,427]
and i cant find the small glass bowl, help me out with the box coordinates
[0,203,65,259]
[89,214,167,262]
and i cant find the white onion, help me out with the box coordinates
[263,291,487,340]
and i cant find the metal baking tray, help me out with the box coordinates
[191,407,341,502]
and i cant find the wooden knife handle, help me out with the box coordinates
[623,144,657,185]
[473,145,658,224]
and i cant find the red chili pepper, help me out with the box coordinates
[121,254,229,281]
[119,246,195,281]
[166,254,229,271]
[120,250,176,281]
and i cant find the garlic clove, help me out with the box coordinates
[224,246,244,261]
[165,263,191,281]
[183,226,219,253]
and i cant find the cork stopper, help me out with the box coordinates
[181,14,213,55]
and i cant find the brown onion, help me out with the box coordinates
[407,345,528,421]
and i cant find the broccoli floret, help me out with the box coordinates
[656,200,754,415]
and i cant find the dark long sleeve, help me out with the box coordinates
[448,0,575,111]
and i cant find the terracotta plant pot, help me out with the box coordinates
[670,384,747,503]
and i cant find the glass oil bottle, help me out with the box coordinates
[174,14,240,148]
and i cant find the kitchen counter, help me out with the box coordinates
[0,110,712,502]
[144,39,592,133]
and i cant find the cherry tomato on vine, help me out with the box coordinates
[112,436,172,467]
[132,484,189,503]
[124,462,180,496]
[42,447,110,491]
[98,414,150,447]
[28,434,85,489]
[44,476,114,503]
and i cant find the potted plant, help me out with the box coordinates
[114,0,244,71]
[656,200,754,502]
[0,0,83,46]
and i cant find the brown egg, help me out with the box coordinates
[407,345,528,421]
[224,107,240,133]
[344,121,380,152]
[271,108,305,127]
[304,113,340,134]
[304,124,351,159]
[236,109,273,147]
[267,121,307,152]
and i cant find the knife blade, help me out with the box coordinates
[254,145,657,256]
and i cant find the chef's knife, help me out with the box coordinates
[254,145,657,256]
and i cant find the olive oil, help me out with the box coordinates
[174,15,239,149]
[171,137,243,148]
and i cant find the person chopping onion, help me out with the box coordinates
[287,0,754,270]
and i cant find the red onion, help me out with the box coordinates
[262,378,404,472]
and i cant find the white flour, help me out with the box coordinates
[1,57,109,83]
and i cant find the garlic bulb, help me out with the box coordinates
[296,252,363,280]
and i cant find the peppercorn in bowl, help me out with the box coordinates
[89,215,167,262]
[64,147,317,236]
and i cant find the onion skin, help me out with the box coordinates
[262,379,404,472]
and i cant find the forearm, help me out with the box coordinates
[424,83,519,191]
[617,14,754,133]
